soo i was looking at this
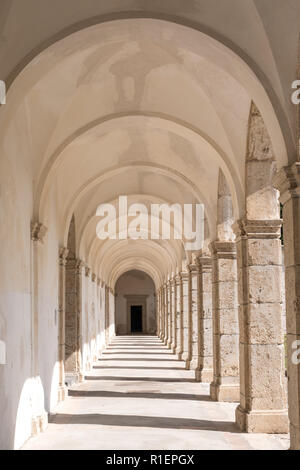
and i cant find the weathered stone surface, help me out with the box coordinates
[234,217,287,434]
[210,241,239,402]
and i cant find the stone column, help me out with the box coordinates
[234,219,288,432]
[96,277,102,354]
[105,284,110,345]
[91,273,98,362]
[210,242,239,401]
[156,289,160,338]
[158,288,163,339]
[189,263,201,378]
[274,163,300,448]
[171,278,177,353]
[84,266,92,371]
[197,255,213,382]
[175,274,183,360]
[100,280,106,348]
[109,287,115,339]
[159,286,165,341]
[30,222,49,436]
[163,284,168,345]
[65,255,78,376]
[58,246,68,401]
[167,280,173,349]
[75,259,84,381]
[181,272,191,369]
[31,222,47,376]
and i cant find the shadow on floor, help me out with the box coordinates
[106,347,170,350]
[49,412,240,433]
[101,352,174,355]
[98,358,179,362]
[93,366,185,370]
[84,376,196,383]
[68,389,212,401]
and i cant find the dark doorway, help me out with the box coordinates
[131,305,143,333]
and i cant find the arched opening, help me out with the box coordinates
[115,270,156,335]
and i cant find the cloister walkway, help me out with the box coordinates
[23,337,289,450]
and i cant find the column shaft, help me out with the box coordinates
[171,279,176,352]
[274,163,300,448]
[197,256,213,382]
[210,242,239,401]
[167,281,173,349]
[181,272,191,369]
[58,248,68,401]
[234,219,288,433]
[175,275,183,360]
[189,264,200,376]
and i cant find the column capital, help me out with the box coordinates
[175,273,182,284]
[169,278,176,287]
[188,263,199,274]
[75,259,85,273]
[209,240,236,258]
[273,162,300,204]
[31,221,47,243]
[59,247,69,265]
[180,271,189,281]
[85,266,91,277]
[196,255,212,268]
[233,219,281,240]
[91,273,97,283]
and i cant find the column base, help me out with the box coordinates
[290,423,300,450]
[78,371,85,382]
[167,340,172,349]
[57,384,68,402]
[210,382,240,402]
[195,368,213,383]
[65,371,85,385]
[236,405,289,434]
[189,358,200,371]
[182,351,191,369]
[31,411,48,437]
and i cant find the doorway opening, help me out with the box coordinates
[131,305,143,333]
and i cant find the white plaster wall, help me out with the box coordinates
[0,101,37,449]
[115,271,156,335]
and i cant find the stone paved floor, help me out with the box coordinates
[23,336,290,450]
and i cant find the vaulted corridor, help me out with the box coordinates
[23,337,289,450]
[2,1,300,451]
